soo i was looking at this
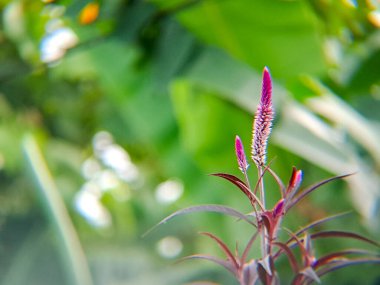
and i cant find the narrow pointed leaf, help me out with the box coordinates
[274,212,352,260]
[181,254,237,275]
[294,212,351,237]
[211,173,264,209]
[272,242,299,273]
[241,231,260,264]
[200,232,239,270]
[311,258,380,285]
[285,230,379,254]
[143,204,255,236]
[287,173,353,211]
[284,229,312,267]
[310,230,380,247]
[314,249,379,269]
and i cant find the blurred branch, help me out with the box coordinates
[22,134,93,285]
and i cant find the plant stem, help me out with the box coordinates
[258,167,269,262]
[23,135,93,285]
[258,167,266,208]
[244,169,260,218]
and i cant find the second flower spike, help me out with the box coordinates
[235,135,249,173]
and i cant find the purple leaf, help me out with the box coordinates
[211,173,264,210]
[311,258,380,285]
[310,230,380,247]
[241,231,260,264]
[181,254,237,275]
[274,212,351,259]
[143,204,255,236]
[284,230,313,268]
[285,230,379,254]
[293,212,351,238]
[287,173,353,211]
[272,242,299,273]
[314,249,378,269]
[235,135,249,173]
[199,232,240,270]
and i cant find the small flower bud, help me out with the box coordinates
[235,135,249,173]
[273,198,285,217]
[288,167,303,191]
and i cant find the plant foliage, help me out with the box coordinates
[156,68,380,285]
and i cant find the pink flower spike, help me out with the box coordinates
[235,135,249,173]
[251,67,275,167]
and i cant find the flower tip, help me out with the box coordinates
[235,135,242,149]
[261,67,272,106]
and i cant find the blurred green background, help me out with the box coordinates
[0,0,380,284]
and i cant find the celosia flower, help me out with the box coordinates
[252,67,275,167]
[235,135,249,173]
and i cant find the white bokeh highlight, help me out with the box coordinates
[155,179,184,205]
[74,182,111,228]
[156,236,183,259]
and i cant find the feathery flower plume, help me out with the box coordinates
[252,67,275,167]
[235,135,249,173]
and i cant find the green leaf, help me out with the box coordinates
[154,0,326,79]
[170,78,252,173]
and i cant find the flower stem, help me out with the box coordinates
[258,167,266,208]
[257,166,270,271]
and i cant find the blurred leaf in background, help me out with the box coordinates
[0,0,379,284]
